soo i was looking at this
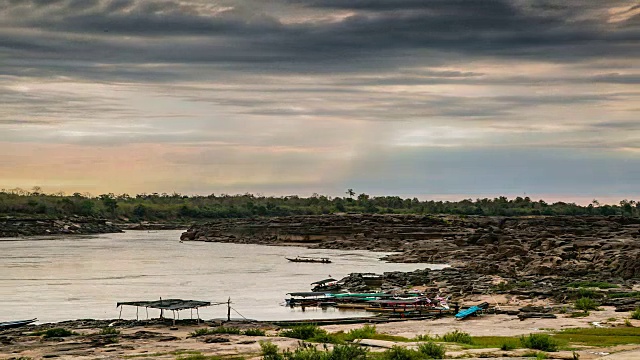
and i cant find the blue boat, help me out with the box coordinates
[455,302,489,320]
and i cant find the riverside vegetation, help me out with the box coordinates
[1,188,638,222]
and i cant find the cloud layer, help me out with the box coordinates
[1,0,639,201]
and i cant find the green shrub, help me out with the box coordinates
[500,342,517,351]
[417,342,445,359]
[625,319,634,327]
[244,328,266,336]
[99,327,120,335]
[42,328,75,338]
[276,342,367,360]
[281,343,328,360]
[260,341,284,360]
[413,333,435,342]
[328,344,368,360]
[519,334,558,352]
[381,346,421,360]
[345,325,377,341]
[280,325,326,340]
[631,308,640,320]
[309,331,342,344]
[575,298,599,311]
[577,288,596,299]
[441,330,473,344]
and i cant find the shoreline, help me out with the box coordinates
[3,306,640,360]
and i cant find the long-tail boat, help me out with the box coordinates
[286,257,332,263]
[0,318,37,329]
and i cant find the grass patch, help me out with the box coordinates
[280,324,412,344]
[631,308,640,320]
[344,325,377,341]
[522,351,548,359]
[440,330,473,344]
[189,327,242,337]
[555,327,640,347]
[494,282,514,291]
[124,350,202,358]
[569,311,590,318]
[500,341,517,351]
[176,355,245,360]
[567,282,618,289]
[35,328,76,338]
[413,333,435,342]
[99,327,120,335]
[575,298,599,311]
[520,334,558,352]
[243,329,266,336]
[608,292,640,299]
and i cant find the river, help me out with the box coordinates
[0,230,445,323]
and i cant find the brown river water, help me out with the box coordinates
[0,230,445,323]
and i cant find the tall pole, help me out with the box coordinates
[227,297,231,322]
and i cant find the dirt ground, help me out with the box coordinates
[2,306,640,360]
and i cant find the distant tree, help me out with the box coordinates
[346,189,355,199]
[99,194,118,218]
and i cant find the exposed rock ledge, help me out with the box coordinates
[181,214,640,282]
[0,216,122,238]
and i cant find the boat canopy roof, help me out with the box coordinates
[332,293,394,298]
[287,292,329,297]
[368,298,430,305]
[310,278,337,285]
[117,299,211,311]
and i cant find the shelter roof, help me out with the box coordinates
[117,299,211,311]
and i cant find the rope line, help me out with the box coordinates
[230,306,249,320]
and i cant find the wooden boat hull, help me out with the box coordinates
[287,258,332,263]
[0,318,37,329]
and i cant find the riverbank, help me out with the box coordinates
[3,308,640,360]
[182,214,640,302]
[0,216,122,237]
[0,217,190,238]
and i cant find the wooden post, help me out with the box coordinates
[227,297,231,322]
[119,306,123,320]
[136,306,139,320]
[197,308,200,324]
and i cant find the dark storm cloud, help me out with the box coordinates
[0,0,638,77]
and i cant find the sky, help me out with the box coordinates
[1,0,639,203]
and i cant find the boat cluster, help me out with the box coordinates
[285,285,452,317]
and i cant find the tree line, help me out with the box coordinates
[0,187,638,221]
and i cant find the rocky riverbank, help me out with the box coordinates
[181,214,640,293]
[0,216,123,237]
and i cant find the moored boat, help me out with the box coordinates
[287,257,332,263]
[0,318,37,329]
